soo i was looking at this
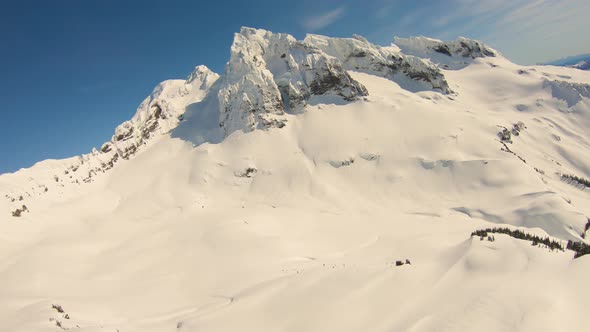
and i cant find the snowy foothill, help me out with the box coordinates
[1,28,590,331]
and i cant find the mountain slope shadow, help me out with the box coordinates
[170,85,224,146]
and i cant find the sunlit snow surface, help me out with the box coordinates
[1,29,590,332]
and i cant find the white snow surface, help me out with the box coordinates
[2,28,590,332]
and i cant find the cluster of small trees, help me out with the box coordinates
[395,259,412,266]
[498,128,512,142]
[497,122,526,143]
[471,228,564,251]
[566,240,590,259]
[51,304,64,313]
[11,205,28,217]
[561,174,590,189]
[472,227,590,259]
[512,121,526,135]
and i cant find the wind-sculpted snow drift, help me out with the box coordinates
[2,27,590,332]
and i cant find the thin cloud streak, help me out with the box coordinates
[302,7,346,31]
[403,0,589,63]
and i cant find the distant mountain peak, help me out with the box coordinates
[544,53,590,70]
[206,27,483,137]
[571,60,590,70]
[186,65,217,84]
[393,36,498,69]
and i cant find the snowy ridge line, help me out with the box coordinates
[1,66,219,209]
[394,36,497,70]
[213,28,474,136]
[1,28,499,179]
[4,27,589,219]
[570,60,590,70]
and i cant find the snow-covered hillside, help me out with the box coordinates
[571,60,590,70]
[0,65,219,208]
[1,28,590,332]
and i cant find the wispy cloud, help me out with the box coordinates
[368,0,589,63]
[374,0,401,20]
[302,7,346,31]
[410,0,590,63]
[470,0,590,62]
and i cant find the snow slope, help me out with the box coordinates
[1,28,590,332]
[0,65,219,209]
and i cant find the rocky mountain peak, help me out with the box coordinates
[214,27,368,136]
[186,65,219,85]
[211,27,462,137]
[393,36,498,69]
[303,34,453,94]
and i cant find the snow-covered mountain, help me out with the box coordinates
[571,60,590,70]
[2,28,590,332]
[545,54,590,71]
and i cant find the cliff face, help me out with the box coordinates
[107,65,219,160]
[214,28,473,136]
[394,36,498,70]
[215,28,369,135]
[305,34,453,93]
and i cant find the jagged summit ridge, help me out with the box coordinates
[104,65,219,160]
[0,65,219,197]
[304,33,453,94]
[208,27,485,137]
[216,27,369,135]
[394,36,498,69]
[187,65,220,86]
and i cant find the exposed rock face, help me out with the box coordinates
[216,28,368,136]
[1,65,220,205]
[214,28,459,137]
[11,205,27,217]
[394,36,497,70]
[305,34,452,94]
[106,66,219,161]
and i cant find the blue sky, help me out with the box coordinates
[1,0,589,174]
